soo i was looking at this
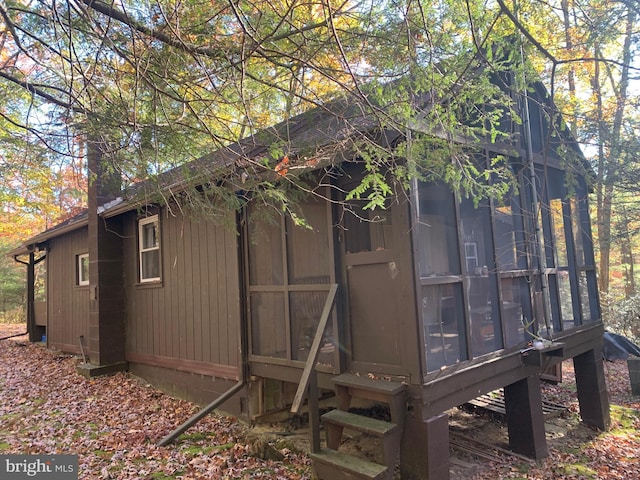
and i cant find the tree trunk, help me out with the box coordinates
[594,7,635,295]
[620,206,636,297]
[593,46,610,295]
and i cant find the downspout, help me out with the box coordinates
[158,210,249,447]
[157,380,246,446]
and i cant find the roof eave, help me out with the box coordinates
[7,216,89,258]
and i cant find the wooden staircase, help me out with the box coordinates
[310,373,407,480]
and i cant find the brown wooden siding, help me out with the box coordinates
[122,209,241,370]
[129,363,243,414]
[47,227,89,353]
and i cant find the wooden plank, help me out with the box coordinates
[290,284,338,407]
[208,222,220,364]
[332,373,405,395]
[290,283,338,414]
[125,351,240,379]
[310,448,387,480]
[154,279,163,356]
[309,369,321,453]
[199,220,211,364]
[224,223,240,367]
[145,287,153,354]
[177,216,187,359]
[450,432,534,463]
[467,389,567,418]
[192,219,202,362]
[170,212,180,359]
[217,223,229,365]
[183,218,195,361]
[322,409,397,437]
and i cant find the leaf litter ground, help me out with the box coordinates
[2,323,639,479]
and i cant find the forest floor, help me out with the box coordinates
[1,322,639,479]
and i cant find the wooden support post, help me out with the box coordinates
[573,348,610,431]
[504,375,548,459]
[26,252,37,343]
[308,369,321,454]
[400,412,449,480]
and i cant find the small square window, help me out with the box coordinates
[139,215,161,282]
[77,253,89,286]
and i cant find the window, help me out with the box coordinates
[77,253,89,286]
[139,215,160,282]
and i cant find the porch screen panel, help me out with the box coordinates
[247,195,336,367]
[572,178,600,322]
[543,167,579,330]
[571,198,585,267]
[248,219,284,285]
[417,183,461,277]
[343,200,394,253]
[493,173,533,348]
[286,201,335,365]
[416,182,467,372]
[536,180,563,334]
[500,277,533,346]
[460,197,503,356]
[290,291,336,363]
[250,293,286,358]
[287,202,330,284]
[572,198,592,322]
[422,283,466,371]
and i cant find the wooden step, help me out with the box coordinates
[310,448,389,480]
[332,373,405,395]
[322,408,401,469]
[322,409,398,437]
[331,373,407,427]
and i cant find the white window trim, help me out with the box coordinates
[139,215,161,283]
[77,253,89,286]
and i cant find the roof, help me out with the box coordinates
[7,209,89,257]
[8,91,382,254]
[101,92,390,217]
[10,73,588,252]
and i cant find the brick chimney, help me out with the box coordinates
[80,138,127,376]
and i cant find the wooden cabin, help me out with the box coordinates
[10,81,609,480]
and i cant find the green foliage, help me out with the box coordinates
[610,405,640,434]
[557,463,599,478]
[0,0,623,255]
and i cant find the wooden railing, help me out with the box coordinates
[290,283,338,453]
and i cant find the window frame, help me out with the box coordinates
[77,253,89,286]
[138,214,161,283]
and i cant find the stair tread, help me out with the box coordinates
[323,409,398,436]
[332,373,405,395]
[310,448,388,480]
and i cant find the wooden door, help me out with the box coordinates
[340,201,404,373]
